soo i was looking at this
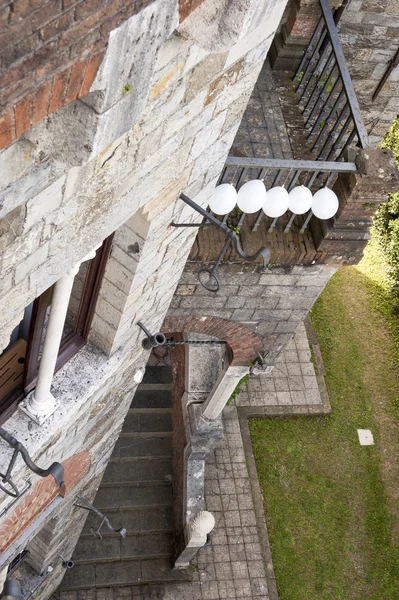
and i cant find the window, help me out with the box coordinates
[0,235,113,424]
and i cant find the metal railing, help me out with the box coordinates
[218,156,357,233]
[294,0,369,160]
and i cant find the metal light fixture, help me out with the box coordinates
[262,186,289,218]
[209,184,237,215]
[0,428,64,498]
[311,187,339,219]
[172,193,270,291]
[74,495,127,539]
[137,322,166,350]
[137,322,227,349]
[57,553,74,569]
[0,580,23,599]
[237,180,267,214]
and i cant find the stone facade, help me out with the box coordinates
[0,0,288,597]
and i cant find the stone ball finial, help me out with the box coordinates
[191,511,215,535]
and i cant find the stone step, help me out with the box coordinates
[102,458,172,485]
[131,389,172,409]
[72,533,173,563]
[95,484,172,511]
[122,409,172,434]
[82,507,173,536]
[112,436,172,458]
[61,558,191,590]
[142,366,173,385]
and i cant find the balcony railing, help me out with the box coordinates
[294,0,369,160]
[218,156,357,233]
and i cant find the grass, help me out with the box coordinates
[250,240,399,600]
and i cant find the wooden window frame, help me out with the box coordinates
[0,235,113,424]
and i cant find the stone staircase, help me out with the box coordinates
[60,365,191,591]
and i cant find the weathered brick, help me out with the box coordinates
[48,68,69,113]
[0,110,14,149]
[32,80,50,125]
[78,51,104,96]
[34,48,69,80]
[65,59,87,103]
[68,28,101,60]
[39,9,74,42]
[0,41,56,89]
[1,32,38,71]
[179,0,205,22]
[9,0,48,23]
[75,0,104,21]
[14,94,31,136]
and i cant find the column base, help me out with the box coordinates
[20,392,58,425]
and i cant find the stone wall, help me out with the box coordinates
[0,0,213,149]
[168,262,336,367]
[0,0,288,597]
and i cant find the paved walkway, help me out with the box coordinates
[238,322,324,409]
[230,62,293,161]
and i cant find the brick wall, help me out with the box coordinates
[0,0,208,150]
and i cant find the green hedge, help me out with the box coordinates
[372,118,399,295]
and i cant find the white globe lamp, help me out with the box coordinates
[237,180,267,214]
[209,184,237,215]
[312,187,339,220]
[262,186,289,218]
[288,185,313,215]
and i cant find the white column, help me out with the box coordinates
[22,247,99,424]
[0,565,8,594]
[201,365,248,421]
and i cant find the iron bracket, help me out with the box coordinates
[175,193,270,291]
[74,495,127,539]
[0,427,64,498]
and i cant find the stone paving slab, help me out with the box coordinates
[237,322,324,409]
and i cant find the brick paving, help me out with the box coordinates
[230,61,293,161]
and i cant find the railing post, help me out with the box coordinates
[311,148,399,262]
[174,511,215,569]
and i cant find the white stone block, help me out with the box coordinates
[0,163,52,220]
[357,429,374,446]
[163,88,208,141]
[189,110,227,160]
[224,0,285,68]
[15,242,49,284]
[24,176,66,232]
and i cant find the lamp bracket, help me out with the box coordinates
[74,495,127,539]
[0,427,64,498]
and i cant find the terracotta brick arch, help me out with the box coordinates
[162,315,263,366]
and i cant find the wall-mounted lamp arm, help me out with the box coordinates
[0,427,64,498]
[177,193,270,291]
[74,495,127,539]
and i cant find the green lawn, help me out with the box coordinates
[250,240,399,600]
